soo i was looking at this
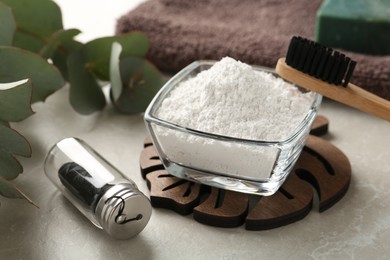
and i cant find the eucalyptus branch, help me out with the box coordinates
[0,0,166,204]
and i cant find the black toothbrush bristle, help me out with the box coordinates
[329,52,341,84]
[315,48,331,79]
[309,46,324,76]
[302,42,317,73]
[285,36,357,87]
[285,36,298,63]
[343,60,356,87]
[297,39,309,70]
[335,55,348,85]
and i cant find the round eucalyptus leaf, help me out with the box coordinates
[0,176,37,206]
[0,46,65,103]
[68,52,106,114]
[0,124,31,157]
[0,177,23,199]
[111,57,166,114]
[0,2,16,46]
[0,150,22,180]
[51,38,83,81]
[83,32,149,81]
[0,120,9,127]
[12,32,46,53]
[39,28,81,59]
[0,80,34,122]
[1,0,63,52]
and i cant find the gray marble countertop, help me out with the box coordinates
[1,1,390,259]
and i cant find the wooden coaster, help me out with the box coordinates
[140,115,351,230]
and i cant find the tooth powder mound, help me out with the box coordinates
[157,57,314,141]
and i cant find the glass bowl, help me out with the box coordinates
[144,60,322,195]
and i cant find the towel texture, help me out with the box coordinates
[116,0,390,100]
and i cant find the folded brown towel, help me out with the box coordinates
[116,0,390,100]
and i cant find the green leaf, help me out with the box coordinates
[0,2,16,46]
[0,0,63,52]
[0,120,9,127]
[0,46,65,103]
[52,38,83,81]
[0,124,31,157]
[83,32,149,81]
[109,42,123,101]
[0,119,24,182]
[12,32,46,53]
[0,0,63,36]
[0,176,38,207]
[68,52,106,114]
[39,29,81,59]
[111,57,166,114]
[0,176,22,198]
[0,150,22,180]
[0,80,34,122]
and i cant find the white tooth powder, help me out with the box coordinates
[154,57,315,179]
[157,57,313,140]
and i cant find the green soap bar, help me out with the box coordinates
[315,0,390,55]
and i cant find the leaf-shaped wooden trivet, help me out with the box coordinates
[140,115,351,230]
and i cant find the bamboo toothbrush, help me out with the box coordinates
[275,36,390,122]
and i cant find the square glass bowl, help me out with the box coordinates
[144,61,322,195]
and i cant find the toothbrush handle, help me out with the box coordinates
[276,58,390,122]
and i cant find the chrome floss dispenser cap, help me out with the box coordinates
[44,137,152,240]
[96,183,152,239]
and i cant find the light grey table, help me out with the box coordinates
[1,1,390,259]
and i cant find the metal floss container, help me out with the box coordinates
[44,137,152,239]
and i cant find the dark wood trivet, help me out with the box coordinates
[140,115,351,230]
